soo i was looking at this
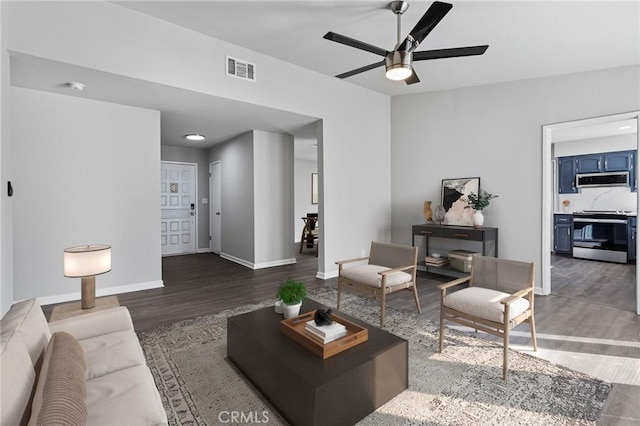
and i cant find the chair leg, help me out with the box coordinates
[411,284,421,314]
[529,313,538,351]
[503,305,510,380]
[380,290,386,327]
[299,229,306,253]
[337,281,342,310]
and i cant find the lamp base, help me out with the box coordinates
[81,276,96,309]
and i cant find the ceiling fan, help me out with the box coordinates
[323,1,488,84]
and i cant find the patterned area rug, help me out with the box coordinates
[137,287,611,426]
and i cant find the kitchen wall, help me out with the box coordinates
[554,133,637,213]
[391,65,640,292]
[295,159,318,242]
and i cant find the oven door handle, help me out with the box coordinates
[573,218,627,224]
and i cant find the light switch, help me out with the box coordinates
[202,198,208,204]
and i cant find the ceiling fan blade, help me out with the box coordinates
[323,32,388,57]
[405,70,420,85]
[400,1,452,52]
[335,60,385,79]
[413,45,489,61]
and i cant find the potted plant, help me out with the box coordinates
[276,279,307,318]
[464,189,498,228]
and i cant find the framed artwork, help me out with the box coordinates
[311,173,318,204]
[441,177,480,226]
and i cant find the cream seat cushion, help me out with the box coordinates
[86,365,167,426]
[340,265,412,288]
[78,330,146,380]
[443,287,530,323]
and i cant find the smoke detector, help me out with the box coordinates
[65,81,85,91]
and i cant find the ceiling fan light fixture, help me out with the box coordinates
[385,50,413,81]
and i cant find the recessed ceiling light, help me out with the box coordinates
[618,125,632,130]
[185,134,205,141]
[65,81,85,91]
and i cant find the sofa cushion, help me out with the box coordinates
[28,332,87,426]
[79,330,146,380]
[86,365,167,426]
[443,286,530,323]
[340,264,412,288]
[0,298,50,365]
[0,331,36,426]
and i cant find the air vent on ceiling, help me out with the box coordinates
[226,56,256,82]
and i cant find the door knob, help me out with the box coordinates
[216,212,221,216]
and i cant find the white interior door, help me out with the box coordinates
[210,161,222,254]
[161,162,197,256]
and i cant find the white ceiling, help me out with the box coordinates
[10,1,640,155]
[117,0,640,96]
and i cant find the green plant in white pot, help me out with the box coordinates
[276,279,307,318]
[464,189,498,228]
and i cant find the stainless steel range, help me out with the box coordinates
[572,210,630,263]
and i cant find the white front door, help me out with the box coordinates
[210,161,222,254]
[161,162,197,256]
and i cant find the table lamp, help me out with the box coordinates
[64,244,111,309]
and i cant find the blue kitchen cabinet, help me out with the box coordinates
[558,157,578,194]
[603,151,633,172]
[554,214,573,254]
[576,154,602,173]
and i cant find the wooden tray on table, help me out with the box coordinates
[280,310,368,359]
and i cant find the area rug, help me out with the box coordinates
[137,287,611,425]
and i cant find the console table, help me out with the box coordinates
[411,224,499,277]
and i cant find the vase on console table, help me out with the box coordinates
[472,211,484,228]
[423,201,433,222]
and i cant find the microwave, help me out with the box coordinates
[576,171,630,188]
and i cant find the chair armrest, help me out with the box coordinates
[377,264,415,275]
[438,276,471,291]
[500,287,534,305]
[48,307,134,341]
[335,256,369,266]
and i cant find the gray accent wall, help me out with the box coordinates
[161,145,210,251]
[9,87,162,300]
[209,132,255,264]
[0,1,11,315]
[390,65,640,292]
[253,130,295,266]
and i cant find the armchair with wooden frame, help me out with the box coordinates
[438,255,537,380]
[335,241,421,327]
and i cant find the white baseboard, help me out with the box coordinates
[197,248,211,254]
[37,280,165,306]
[316,270,338,280]
[254,258,297,269]
[220,253,297,270]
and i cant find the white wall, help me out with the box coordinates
[161,145,210,251]
[10,87,162,301]
[391,66,640,291]
[6,1,391,280]
[295,159,318,242]
[253,130,295,267]
[0,1,12,315]
[209,132,255,264]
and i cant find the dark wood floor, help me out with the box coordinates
[42,249,640,424]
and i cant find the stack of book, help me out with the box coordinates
[304,320,347,344]
[425,256,448,267]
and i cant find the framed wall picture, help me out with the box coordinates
[311,173,318,204]
[441,177,480,226]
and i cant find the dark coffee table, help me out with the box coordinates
[227,299,408,426]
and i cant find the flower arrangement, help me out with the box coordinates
[463,190,498,211]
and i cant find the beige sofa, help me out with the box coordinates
[0,298,167,425]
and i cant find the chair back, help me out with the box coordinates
[369,242,418,268]
[470,255,534,293]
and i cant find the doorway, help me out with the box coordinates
[209,161,221,254]
[541,111,640,314]
[161,161,197,256]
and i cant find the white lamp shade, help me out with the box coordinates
[64,245,111,277]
